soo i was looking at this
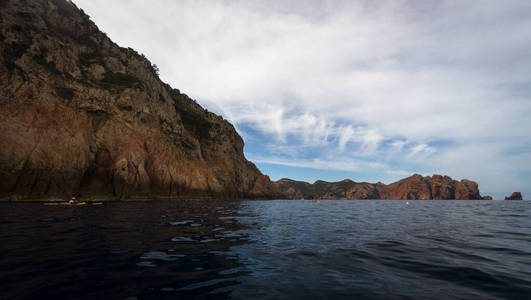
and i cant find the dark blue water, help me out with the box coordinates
[1,200,530,299]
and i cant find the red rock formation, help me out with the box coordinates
[378,174,481,200]
[504,192,523,200]
[0,0,279,200]
[276,174,488,200]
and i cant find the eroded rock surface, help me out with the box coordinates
[276,174,488,200]
[0,0,279,200]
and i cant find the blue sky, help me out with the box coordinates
[74,0,531,200]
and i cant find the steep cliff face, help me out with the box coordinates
[276,174,488,200]
[0,0,279,200]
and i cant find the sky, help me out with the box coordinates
[73,0,531,200]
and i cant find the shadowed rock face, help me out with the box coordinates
[0,0,279,200]
[276,174,488,200]
[504,192,523,200]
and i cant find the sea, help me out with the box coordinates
[1,200,530,299]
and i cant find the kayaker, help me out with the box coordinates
[69,197,77,204]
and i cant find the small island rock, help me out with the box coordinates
[504,192,523,200]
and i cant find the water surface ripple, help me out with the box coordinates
[0,200,530,299]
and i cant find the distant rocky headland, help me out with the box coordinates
[275,174,493,200]
[0,0,279,200]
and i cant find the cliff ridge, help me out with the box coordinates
[276,174,489,200]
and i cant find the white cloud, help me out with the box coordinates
[409,144,436,158]
[248,155,390,175]
[338,125,354,151]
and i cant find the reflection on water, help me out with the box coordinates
[0,201,249,299]
[0,200,530,299]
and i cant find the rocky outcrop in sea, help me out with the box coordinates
[504,192,523,200]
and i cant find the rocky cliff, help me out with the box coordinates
[0,0,279,200]
[276,174,489,200]
[504,192,523,200]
